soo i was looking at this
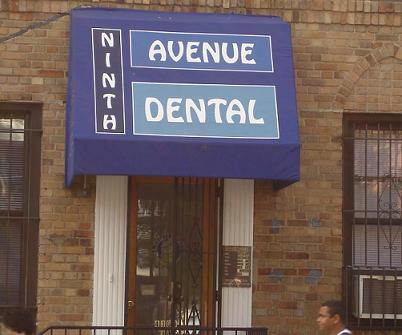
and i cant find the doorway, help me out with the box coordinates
[126,176,220,328]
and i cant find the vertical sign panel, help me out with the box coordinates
[92,28,125,134]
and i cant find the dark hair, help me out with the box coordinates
[3,308,36,335]
[321,300,346,324]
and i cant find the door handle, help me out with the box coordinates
[127,300,135,310]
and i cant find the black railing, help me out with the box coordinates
[37,326,268,335]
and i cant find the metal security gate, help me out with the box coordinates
[343,115,402,330]
[126,177,219,329]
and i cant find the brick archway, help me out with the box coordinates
[333,43,402,109]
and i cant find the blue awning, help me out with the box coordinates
[66,8,300,187]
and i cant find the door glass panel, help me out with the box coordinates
[134,178,207,327]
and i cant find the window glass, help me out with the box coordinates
[0,104,41,318]
[344,115,402,329]
[353,128,402,219]
[0,117,25,211]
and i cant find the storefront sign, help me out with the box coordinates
[130,30,273,72]
[132,82,278,138]
[66,8,300,187]
[92,28,125,134]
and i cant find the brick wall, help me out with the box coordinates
[1,0,402,334]
[0,4,95,326]
[254,109,343,335]
[252,3,402,335]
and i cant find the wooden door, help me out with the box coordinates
[126,177,218,328]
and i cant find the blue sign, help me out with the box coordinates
[130,30,273,72]
[66,8,300,188]
[92,28,125,134]
[132,82,278,138]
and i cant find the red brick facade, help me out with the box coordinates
[1,1,402,334]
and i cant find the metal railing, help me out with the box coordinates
[37,326,268,335]
[344,265,402,330]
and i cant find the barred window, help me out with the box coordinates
[343,114,402,330]
[0,103,41,317]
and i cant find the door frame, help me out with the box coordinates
[125,176,222,328]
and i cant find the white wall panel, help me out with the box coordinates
[92,177,253,327]
[93,176,128,326]
[221,179,254,327]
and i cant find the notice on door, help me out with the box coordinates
[222,246,251,288]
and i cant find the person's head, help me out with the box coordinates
[317,300,346,334]
[3,308,36,335]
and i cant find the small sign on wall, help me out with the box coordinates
[222,246,251,287]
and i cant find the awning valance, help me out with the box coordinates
[66,8,300,187]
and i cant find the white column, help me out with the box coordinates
[221,179,254,327]
[93,176,128,326]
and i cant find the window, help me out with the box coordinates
[0,103,41,318]
[343,114,402,330]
